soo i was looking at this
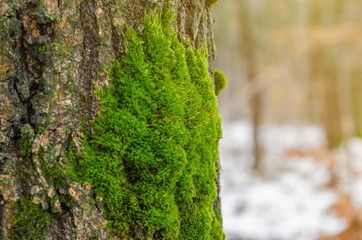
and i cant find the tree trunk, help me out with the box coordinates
[308,0,343,148]
[238,0,263,171]
[0,0,223,239]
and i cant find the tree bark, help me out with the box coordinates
[0,0,221,239]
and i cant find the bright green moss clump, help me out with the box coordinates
[75,9,224,239]
[214,69,228,96]
[205,0,218,7]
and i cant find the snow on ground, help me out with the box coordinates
[334,138,362,208]
[220,120,347,240]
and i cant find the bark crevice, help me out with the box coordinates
[79,0,101,124]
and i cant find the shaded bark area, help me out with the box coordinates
[0,0,220,239]
[79,0,101,121]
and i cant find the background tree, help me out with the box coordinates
[0,0,223,239]
[215,0,362,150]
[238,0,263,171]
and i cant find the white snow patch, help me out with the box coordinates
[220,120,347,240]
[334,138,362,207]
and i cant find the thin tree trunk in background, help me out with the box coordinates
[337,50,354,139]
[0,0,220,239]
[308,0,343,148]
[238,0,263,171]
[351,77,362,136]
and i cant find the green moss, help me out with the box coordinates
[38,126,45,134]
[214,69,228,96]
[205,0,218,7]
[11,128,58,239]
[74,9,224,239]
[38,44,50,53]
[39,146,69,189]
[13,129,70,238]
[19,124,34,162]
[10,198,53,240]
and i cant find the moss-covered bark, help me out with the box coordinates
[0,0,222,239]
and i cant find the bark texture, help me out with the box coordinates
[0,0,220,239]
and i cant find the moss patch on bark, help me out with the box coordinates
[10,198,53,240]
[74,9,224,239]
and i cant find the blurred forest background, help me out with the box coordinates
[215,0,362,148]
[214,0,362,239]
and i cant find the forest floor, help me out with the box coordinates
[220,120,362,240]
